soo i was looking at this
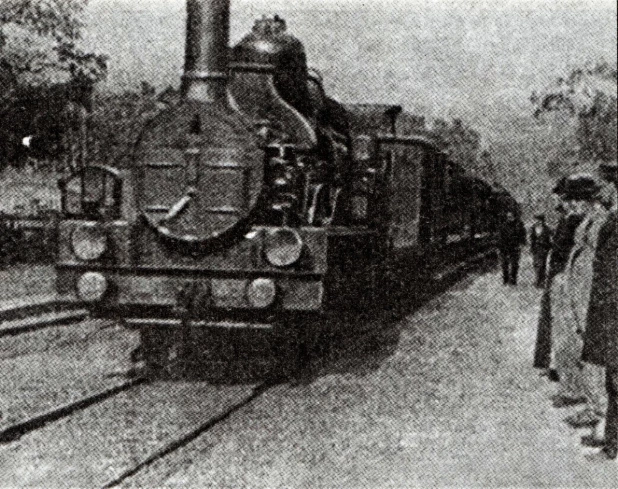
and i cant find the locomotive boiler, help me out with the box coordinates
[55,0,510,373]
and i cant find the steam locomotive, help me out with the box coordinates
[55,0,517,372]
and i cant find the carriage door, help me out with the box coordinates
[377,138,425,252]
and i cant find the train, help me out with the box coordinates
[54,0,518,373]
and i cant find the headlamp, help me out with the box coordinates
[77,272,108,302]
[246,278,277,308]
[264,228,303,267]
[71,223,108,261]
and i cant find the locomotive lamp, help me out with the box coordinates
[76,272,108,302]
[71,223,108,261]
[264,227,304,267]
[246,278,277,308]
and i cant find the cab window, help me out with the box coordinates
[60,166,122,220]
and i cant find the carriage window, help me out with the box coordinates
[60,166,122,220]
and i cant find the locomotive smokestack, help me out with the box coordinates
[182,0,230,103]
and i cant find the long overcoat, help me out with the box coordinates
[551,209,608,397]
[582,211,618,369]
[568,207,608,331]
[533,214,584,369]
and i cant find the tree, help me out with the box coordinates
[0,0,107,88]
[532,61,617,163]
[0,0,107,168]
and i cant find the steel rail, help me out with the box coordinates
[100,382,272,488]
[0,310,88,338]
[0,377,146,443]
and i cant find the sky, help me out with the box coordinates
[83,0,616,120]
[89,0,618,10]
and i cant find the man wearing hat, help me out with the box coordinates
[550,174,600,408]
[564,182,615,437]
[530,213,552,287]
[582,161,618,460]
[534,177,587,372]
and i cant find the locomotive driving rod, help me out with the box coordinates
[182,0,231,104]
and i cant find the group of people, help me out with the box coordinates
[533,161,618,462]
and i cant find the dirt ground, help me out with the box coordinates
[125,255,618,488]
[0,264,55,303]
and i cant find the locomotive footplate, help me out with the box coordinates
[57,265,326,327]
[114,274,324,312]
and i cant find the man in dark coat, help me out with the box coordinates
[533,177,588,370]
[498,211,527,285]
[582,161,618,460]
[529,214,552,287]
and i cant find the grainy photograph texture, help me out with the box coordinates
[0,0,617,487]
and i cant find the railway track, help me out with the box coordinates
[0,309,88,338]
[0,252,495,486]
[101,255,492,487]
[0,307,140,447]
[0,313,122,363]
[100,381,271,488]
[0,374,273,487]
[0,377,145,443]
[0,295,83,323]
[110,259,498,487]
[0,297,276,486]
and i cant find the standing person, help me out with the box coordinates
[498,211,527,285]
[551,175,600,408]
[533,178,584,372]
[565,186,615,438]
[529,214,552,287]
[582,161,618,461]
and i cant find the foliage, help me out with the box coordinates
[0,1,109,167]
[0,0,107,100]
[0,80,93,166]
[531,61,617,163]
